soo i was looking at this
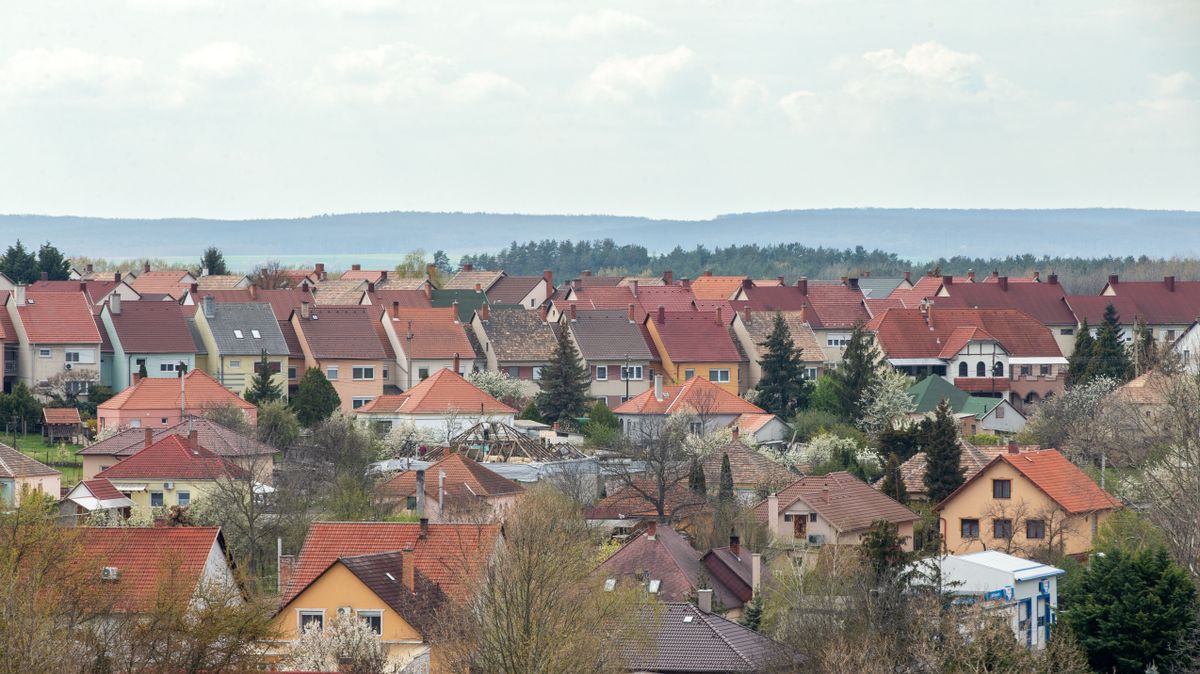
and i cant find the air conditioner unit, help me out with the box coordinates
[164,482,174,490]
[336,606,352,618]
[807,534,825,546]
[101,566,120,581]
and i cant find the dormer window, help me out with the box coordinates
[233,330,244,339]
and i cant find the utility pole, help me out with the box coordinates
[624,353,630,402]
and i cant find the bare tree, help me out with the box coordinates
[979,500,1078,563]
[189,452,275,589]
[249,260,295,289]
[606,411,710,522]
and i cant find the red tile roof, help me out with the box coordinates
[615,376,763,416]
[282,521,501,605]
[954,377,1011,392]
[378,452,523,500]
[76,527,224,612]
[193,287,313,320]
[294,305,391,360]
[933,280,1076,326]
[28,279,121,304]
[586,480,710,521]
[364,289,433,310]
[386,307,474,359]
[753,472,918,531]
[79,417,277,458]
[17,291,102,343]
[95,434,248,481]
[1097,277,1200,325]
[43,407,82,425]
[80,477,127,501]
[98,369,254,412]
[562,285,636,312]
[647,311,741,363]
[866,307,1062,359]
[636,285,699,315]
[936,449,1122,515]
[738,283,869,328]
[1064,295,1142,327]
[106,301,197,353]
[357,368,515,416]
[887,275,946,308]
[339,269,389,282]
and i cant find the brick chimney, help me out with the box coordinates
[539,304,548,322]
[426,263,436,280]
[581,269,592,277]
[114,271,122,283]
[462,263,473,272]
[86,263,93,273]
[1165,275,1176,292]
[662,270,673,285]
[78,281,87,292]
[729,532,740,557]
[715,306,723,325]
[998,276,1009,291]
[1008,440,1019,454]
[903,271,911,283]
[452,353,460,374]
[300,301,310,319]
[797,278,808,295]
[277,554,296,594]
[942,275,953,286]
[646,521,657,540]
[991,270,999,280]
[474,282,482,293]
[741,306,751,324]
[681,277,690,289]
[847,277,860,290]
[627,303,636,322]
[479,303,489,321]
[39,271,48,282]
[315,263,325,280]
[656,306,665,324]
[392,301,400,319]
[1048,273,1059,285]
[144,427,154,448]
[423,283,432,300]
[367,282,375,294]
[380,270,388,281]
[110,293,121,315]
[1108,274,1119,287]
[543,269,553,288]
[352,264,361,271]
[629,280,638,297]
[188,429,198,449]
[415,470,426,518]
[419,517,429,539]
[731,426,739,442]
[453,300,462,319]
[742,278,753,290]
[143,262,150,273]
[569,303,577,320]
[966,270,976,282]
[401,546,415,591]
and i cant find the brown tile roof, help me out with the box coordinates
[338,552,449,635]
[0,442,60,478]
[594,526,725,604]
[79,417,277,458]
[615,377,763,416]
[485,276,544,304]
[932,279,1076,325]
[866,307,1062,359]
[357,368,515,416]
[386,307,474,359]
[18,291,102,343]
[647,311,741,363]
[739,283,869,329]
[95,434,248,481]
[311,278,367,305]
[936,449,1122,514]
[43,407,82,425]
[444,270,504,291]
[558,286,635,314]
[365,289,433,310]
[1111,371,1171,405]
[282,521,501,605]
[129,270,193,297]
[585,480,709,521]
[730,413,778,435]
[623,602,795,672]
[98,370,254,413]
[76,527,225,612]
[636,285,698,315]
[701,442,794,490]
[107,302,197,353]
[477,307,559,363]
[753,472,918,531]
[1065,295,1143,327]
[378,452,523,501]
[619,276,665,287]
[737,310,823,362]
[191,287,313,320]
[566,309,654,361]
[690,275,748,300]
[1091,276,1200,325]
[294,305,391,360]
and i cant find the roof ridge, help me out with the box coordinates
[694,606,755,666]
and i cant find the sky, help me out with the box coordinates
[0,0,1197,220]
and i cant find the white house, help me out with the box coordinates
[354,368,516,435]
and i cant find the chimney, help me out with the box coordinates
[419,517,429,539]
[569,303,577,320]
[392,301,400,319]
[131,372,141,385]
[474,282,482,293]
[144,427,154,448]
[681,277,690,289]
[942,275,953,286]
[798,303,807,324]
[300,301,310,319]
[697,588,713,613]
[543,269,553,288]
[847,277,859,290]
[203,294,214,318]
[797,278,808,295]
[452,352,460,374]
[415,470,426,517]
[315,263,325,280]
[729,532,740,557]
[1048,273,1059,285]
[741,278,753,290]
[1008,440,1019,455]
[401,546,415,591]
[538,304,548,322]
[1165,275,1176,292]
[463,263,474,272]
[1108,274,1119,287]
[715,306,723,325]
[731,426,739,442]
[188,430,198,449]
[656,306,665,324]
[352,264,361,271]
[646,521,657,540]
[78,281,86,292]
[967,270,976,282]
[277,554,296,594]
[581,269,592,277]
[143,262,151,273]
[1032,271,1040,281]
[426,263,436,279]
[114,271,122,283]
[821,484,829,502]
[438,470,446,510]
[479,303,489,321]
[380,270,388,281]
[86,263,93,273]
[654,374,664,402]
[998,276,1009,291]
[776,275,785,286]
[991,270,999,280]
[662,270,673,285]
[367,282,375,294]
[741,306,751,324]
[767,493,779,537]
[903,271,911,283]
[862,270,871,278]
[454,300,463,321]
[39,271,48,282]
[627,303,636,323]
[629,280,638,297]
[110,293,121,315]
[751,553,762,593]
[840,275,848,286]
[423,283,432,300]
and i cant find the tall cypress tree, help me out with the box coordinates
[829,323,882,421]
[878,452,908,504]
[1066,319,1095,387]
[718,453,735,502]
[0,240,39,283]
[292,367,341,427]
[1083,305,1133,384]
[245,352,283,405]
[688,458,707,497]
[536,327,591,424]
[753,312,810,417]
[922,399,963,503]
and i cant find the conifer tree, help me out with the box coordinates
[718,453,735,502]
[0,240,39,283]
[1083,305,1133,384]
[137,361,149,379]
[878,452,908,504]
[1066,319,1095,387]
[828,323,882,421]
[588,399,618,430]
[739,594,764,631]
[517,400,544,423]
[753,312,810,417]
[200,246,229,276]
[245,352,283,405]
[292,367,341,427]
[687,458,707,497]
[536,328,591,424]
[922,399,963,503]
[1130,317,1159,376]
[36,242,70,280]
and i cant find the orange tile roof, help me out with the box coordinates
[43,407,82,425]
[615,377,763,416]
[730,413,778,436]
[17,291,102,343]
[387,307,474,359]
[357,368,515,416]
[129,270,192,297]
[76,527,224,612]
[98,369,254,412]
[378,452,523,500]
[282,521,501,605]
[95,434,248,481]
[936,449,1122,515]
[753,471,918,531]
[689,275,747,300]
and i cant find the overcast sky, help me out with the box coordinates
[0,0,1196,220]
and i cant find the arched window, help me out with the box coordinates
[1024,392,1039,405]
[976,361,986,377]
[958,362,968,377]
[993,361,1004,377]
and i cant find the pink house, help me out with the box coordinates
[96,369,257,432]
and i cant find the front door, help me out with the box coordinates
[793,514,807,538]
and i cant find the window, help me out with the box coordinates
[326,366,339,380]
[233,330,244,339]
[958,362,968,377]
[809,513,818,523]
[299,611,324,632]
[229,359,241,368]
[65,349,95,363]
[689,422,702,434]
[177,491,190,506]
[1026,520,1046,539]
[976,361,986,377]
[960,519,980,538]
[595,365,608,380]
[993,361,1004,376]
[507,366,520,378]
[357,610,383,635]
[131,419,141,428]
[255,360,281,374]
[351,397,374,409]
[532,366,543,380]
[992,479,1011,498]
[1020,365,1032,377]
[418,367,430,380]
[65,380,90,395]
[1040,364,1052,376]
[995,405,1005,419]
[288,366,297,380]
[993,519,1013,539]
[160,362,177,373]
[826,333,851,347]
[150,492,164,508]
[251,329,261,339]
[620,365,643,381]
[603,578,617,591]
[684,368,695,381]
[352,366,375,380]
[1166,329,1176,341]
[647,579,661,594]
[406,496,417,510]
[383,367,389,379]
[805,367,818,380]
[160,417,168,425]
[1060,328,1074,336]
[38,348,52,358]
[708,368,731,383]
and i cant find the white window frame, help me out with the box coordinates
[620,365,643,381]
[38,348,52,358]
[160,362,177,373]
[298,610,325,632]
[327,366,339,380]
[826,333,851,348]
[418,367,430,380]
[352,397,374,409]
[805,367,818,380]
[233,329,244,339]
[708,368,731,383]
[65,380,90,395]
[532,366,543,381]
[229,359,241,368]
[356,609,383,635]
[352,366,375,381]
[595,365,608,381]
[177,490,191,506]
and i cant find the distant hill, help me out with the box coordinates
[1,208,1197,261]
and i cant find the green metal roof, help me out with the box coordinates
[906,376,970,414]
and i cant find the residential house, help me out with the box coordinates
[377,453,524,522]
[888,440,1040,502]
[912,551,1064,650]
[96,369,257,432]
[431,288,498,322]
[585,480,710,534]
[58,477,134,524]
[311,277,368,305]
[191,297,289,396]
[442,264,504,291]
[935,447,1122,557]
[484,271,554,310]
[906,375,1027,435]
[1075,274,1200,344]
[642,308,743,393]
[94,432,251,513]
[29,274,141,306]
[196,273,252,290]
[337,264,391,283]
[620,601,795,673]
[614,376,764,439]
[379,305,478,390]
[855,272,913,300]
[728,413,791,446]
[562,306,655,408]
[354,367,516,435]
[920,274,1079,356]
[867,306,1067,413]
[470,305,559,397]
[755,471,918,550]
[700,439,795,503]
[290,303,394,412]
[7,288,103,399]
[98,295,198,391]
[361,285,433,312]
[689,271,750,301]
[0,442,60,506]
[730,307,825,385]
[1172,321,1200,373]
[79,417,277,483]
[730,278,872,365]
[0,291,16,391]
[272,521,501,665]
[127,265,196,300]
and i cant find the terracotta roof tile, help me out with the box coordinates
[195,275,249,290]
[753,472,917,531]
[585,480,709,521]
[43,407,82,425]
[338,552,448,635]
[311,278,367,305]
[635,285,697,316]
[1088,277,1200,325]
[689,275,748,300]
[701,441,794,489]
[76,527,224,612]
[378,452,523,500]
[80,477,126,501]
[357,368,515,416]
[98,369,254,413]
[936,449,1122,514]
[443,270,504,291]
[385,307,474,359]
[364,289,433,310]
[376,276,430,291]
[867,307,1062,359]
[646,311,741,363]
[107,301,197,354]
[129,270,193,297]
[17,291,102,343]
[933,280,1076,326]
[615,377,763,416]
[79,417,277,457]
[339,269,389,282]
[193,287,313,321]
[95,434,248,481]
[28,279,121,304]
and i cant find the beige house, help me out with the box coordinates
[0,442,61,506]
[290,303,394,412]
[755,471,918,551]
[561,306,654,408]
[7,288,102,399]
[377,453,523,522]
[730,308,826,386]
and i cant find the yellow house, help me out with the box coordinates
[94,432,250,514]
[935,448,1122,559]
[642,308,743,394]
[190,297,290,397]
[290,304,393,413]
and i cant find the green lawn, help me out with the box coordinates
[8,432,84,487]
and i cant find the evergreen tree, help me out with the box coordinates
[292,367,341,427]
[859,519,909,583]
[828,324,882,421]
[200,246,229,276]
[1130,317,1159,376]
[739,593,764,631]
[0,240,39,283]
[922,399,963,503]
[535,327,591,424]
[36,242,70,280]
[517,400,544,423]
[137,361,149,379]
[0,382,42,428]
[1064,546,1198,673]
[687,458,707,497]
[1083,305,1133,384]
[588,399,618,430]
[753,312,810,417]
[245,352,283,405]
[1066,319,1095,387]
[718,453,735,502]
[878,452,908,504]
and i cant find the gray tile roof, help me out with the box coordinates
[0,442,60,478]
[623,602,796,672]
[856,277,906,299]
[185,317,208,355]
[478,307,559,363]
[567,309,653,361]
[78,417,278,457]
[202,303,289,356]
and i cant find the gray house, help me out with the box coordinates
[192,299,290,396]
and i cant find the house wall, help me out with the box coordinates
[97,404,257,432]
[770,496,915,551]
[84,452,274,484]
[112,352,197,393]
[1174,324,1200,374]
[387,492,519,523]
[469,315,499,372]
[813,328,853,364]
[312,357,386,413]
[193,309,287,395]
[980,403,1027,434]
[642,319,741,394]
[115,477,218,514]
[0,474,62,506]
[731,317,825,388]
[618,413,741,438]
[363,412,515,437]
[937,462,1111,557]
[749,417,791,444]
[18,342,101,397]
[582,359,652,407]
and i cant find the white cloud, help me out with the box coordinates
[446,71,526,103]
[511,9,655,40]
[1150,71,1195,98]
[0,47,144,103]
[578,46,699,103]
[848,41,995,101]
[308,43,521,105]
[862,41,980,85]
[180,42,261,81]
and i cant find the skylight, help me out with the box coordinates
[251,329,261,339]
[233,329,244,339]
[647,579,661,593]
[604,578,616,591]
